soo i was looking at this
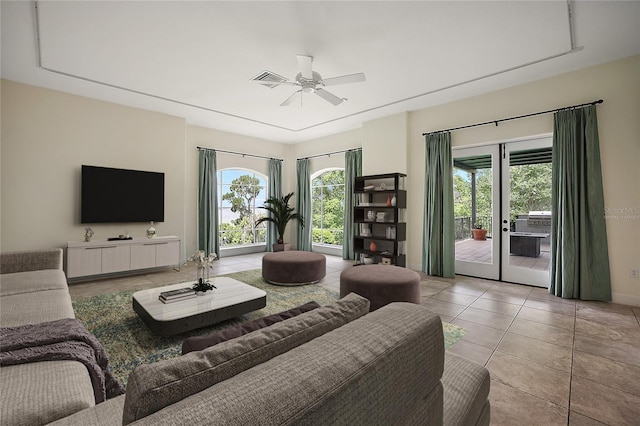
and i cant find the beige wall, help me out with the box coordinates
[2,55,638,304]
[362,112,408,175]
[1,80,187,259]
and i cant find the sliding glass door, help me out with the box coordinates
[453,136,552,287]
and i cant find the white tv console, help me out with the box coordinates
[66,236,180,280]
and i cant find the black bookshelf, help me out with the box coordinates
[353,173,407,267]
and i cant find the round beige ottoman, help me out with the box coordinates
[262,251,326,286]
[340,265,421,311]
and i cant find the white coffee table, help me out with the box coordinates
[132,277,267,337]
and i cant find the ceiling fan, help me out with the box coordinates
[255,55,366,106]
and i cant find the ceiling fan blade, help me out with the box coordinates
[281,90,301,106]
[315,88,343,106]
[296,55,313,80]
[322,73,366,86]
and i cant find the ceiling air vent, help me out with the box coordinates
[251,71,288,89]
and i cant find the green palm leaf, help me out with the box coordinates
[255,192,305,244]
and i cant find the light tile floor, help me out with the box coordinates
[70,253,640,426]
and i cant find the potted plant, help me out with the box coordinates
[255,192,305,251]
[192,278,216,295]
[471,223,487,240]
[189,250,217,294]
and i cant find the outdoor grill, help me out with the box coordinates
[515,211,551,244]
[527,211,552,227]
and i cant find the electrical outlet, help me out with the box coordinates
[631,269,639,279]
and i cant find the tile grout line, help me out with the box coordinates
[488,288,577,423]
[482,288,530,368]
[480,287,572,419]
[443,288,484,324]
[446,286,529,365]
[426,278,639,424]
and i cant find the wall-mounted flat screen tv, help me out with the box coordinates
[81,165,164,223]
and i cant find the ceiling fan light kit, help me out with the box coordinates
[254,55,365,107]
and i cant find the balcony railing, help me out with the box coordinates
[219,228,266,247]
[455,216,493,240]
[312,228,344,246]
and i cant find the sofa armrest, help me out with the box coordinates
[442,351,491,426]
[0,249,63,274]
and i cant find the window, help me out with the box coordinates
[311,169,345,247]
[217,169,267,247]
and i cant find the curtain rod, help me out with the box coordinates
[298,147,361,161]
[422,99,603,136]
[196,147,282,162]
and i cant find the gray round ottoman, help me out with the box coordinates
[340,265,421,311]
[262,251,326,286]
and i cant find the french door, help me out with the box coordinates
[453,136,552,287]
[453,144,501,280]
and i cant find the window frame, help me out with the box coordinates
[310,168,345,253]
[217,168,268,252]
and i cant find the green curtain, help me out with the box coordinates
[266,159,282,251]
[198,149,219,258]
[422,132,455,277]
[549,105,611,301]
[296,158,312,251]
[343,149,362,259]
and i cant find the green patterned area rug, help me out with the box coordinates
[73,269,465,387]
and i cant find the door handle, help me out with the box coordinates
[503,228,509,232]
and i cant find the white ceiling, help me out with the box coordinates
[2,1,639,143]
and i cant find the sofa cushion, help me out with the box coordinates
[0,249,63,274]
[0,289,75,327]
[122,293,370,424]
[181,300,321,354]
[442,351,491,426]
[47,395,125,426]
[0,360,95,426]
[135,302,445,425]
[0,269,68,296]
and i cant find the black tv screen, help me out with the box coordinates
[81,165,164,223]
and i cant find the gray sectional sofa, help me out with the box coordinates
[1,249,490,425]
[0,249,96,425]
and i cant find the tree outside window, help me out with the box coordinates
[453,163,552,239]
[311,169,345,247]
[218,169,267,247]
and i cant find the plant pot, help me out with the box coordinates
[195,290,212,296]
[272,243,291,252]
[472,229,487,240]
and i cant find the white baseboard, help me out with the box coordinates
[220,245,266,257]
[409,262,422,271]
[312,244,342,257]
[611,291,640,307]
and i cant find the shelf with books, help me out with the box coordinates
[352,173,407,267]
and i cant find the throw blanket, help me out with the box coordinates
[0,318,125,403]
